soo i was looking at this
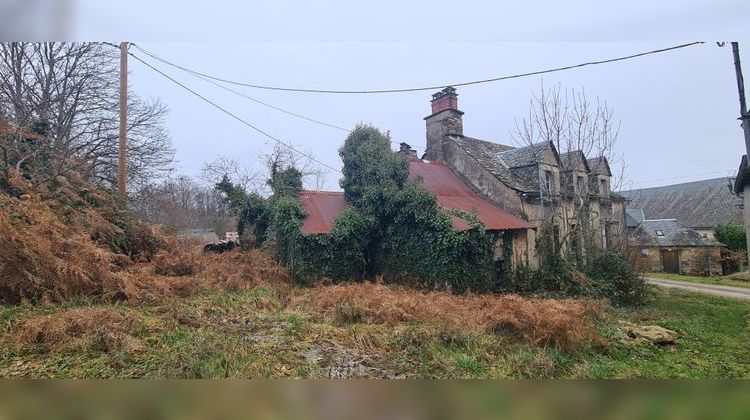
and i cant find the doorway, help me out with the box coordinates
[661,249,680,274]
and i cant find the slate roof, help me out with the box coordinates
[625,208,645,228]
[620,178,741,229]
[629,219,725,247]
[298,159,533,234]
[559,150,590,172]
[586,157,611,176]
[496,142,549,168]
[447,135,535,192]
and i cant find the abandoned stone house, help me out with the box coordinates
[298,87,626,267]
[416,87,626,266]
[627,218,725,276]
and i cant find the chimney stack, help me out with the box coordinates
[424,86,463,161]
[397,142,418,159]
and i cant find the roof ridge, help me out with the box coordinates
[300,190,344,195]
[620,177,731,192]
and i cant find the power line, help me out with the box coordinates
[131,42,705,95]
[127,51,343,174]
[137,47,350,132]
[132,45,426,150]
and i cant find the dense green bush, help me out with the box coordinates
[586,250,648,306]
[270,123,498,292]
[714,223,746,253]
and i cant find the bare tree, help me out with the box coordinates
[512,83,625,258]
[200,155,264,193]
[130,175,234,236]
[261,142,329,193]
[0,42,174,193]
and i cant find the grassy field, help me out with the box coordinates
[646,272,750,290]
[1,283,747,379]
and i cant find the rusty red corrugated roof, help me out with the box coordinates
[298,159,533,234]
[408,159,533,231]
[299,191,348,234]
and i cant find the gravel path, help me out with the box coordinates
[645,277,750,301]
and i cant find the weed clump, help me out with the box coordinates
[9,307,143,354]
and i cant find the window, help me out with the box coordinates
[599,178,608,195]
[544,170,553,192]
[641,248,649,256]
[655,230,664,237]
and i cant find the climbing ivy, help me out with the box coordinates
[268,124,499,292]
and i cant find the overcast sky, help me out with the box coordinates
[6,0,749,191]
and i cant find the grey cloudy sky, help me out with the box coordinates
[19,0,750,191]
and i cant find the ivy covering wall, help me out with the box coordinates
[272,124,498,292]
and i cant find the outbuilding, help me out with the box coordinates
[629,219,725,276]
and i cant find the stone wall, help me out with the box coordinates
[630,246,724,276]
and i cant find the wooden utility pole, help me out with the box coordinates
[118,41,128,201]
[730,42,750,268]
[732,42,750,154]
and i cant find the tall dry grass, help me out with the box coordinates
[293,282,606,350]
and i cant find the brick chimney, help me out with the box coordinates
[424,86,463,161]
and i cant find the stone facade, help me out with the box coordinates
[421,87,627,266]
[632,246,723,276]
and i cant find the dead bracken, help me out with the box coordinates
[293,282,605,350]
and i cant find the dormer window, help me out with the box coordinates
[599,178,608,196]
[544,170,553,192]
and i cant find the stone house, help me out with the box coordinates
[296,87,626,268]
[421,87,627,266]
[621,178,742,240]
[628,219,725,276]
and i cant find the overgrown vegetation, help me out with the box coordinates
[216,124,645,305]
[0,165,169,303]
[1,276,747,378]
[715,223,746,253]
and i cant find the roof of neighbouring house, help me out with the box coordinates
[629,219,725,247]
[625,208,645,228]
[620,178,741,230]
[298,159,534,235]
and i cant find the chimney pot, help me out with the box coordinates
[430,86,459,115]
